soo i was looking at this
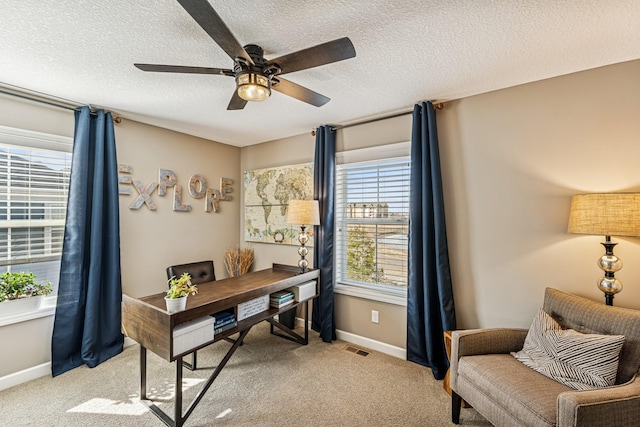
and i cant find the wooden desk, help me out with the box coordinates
[122,264,319,427]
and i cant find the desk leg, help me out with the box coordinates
[175,356,183,427]
[140,346,147,400]
[303,300,309,344]
[268,300,311,345]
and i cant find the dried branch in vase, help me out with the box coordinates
[224,246,255,277]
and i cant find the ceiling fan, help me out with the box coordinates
[134,0,356,110]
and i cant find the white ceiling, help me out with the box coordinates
[1,1,639,147]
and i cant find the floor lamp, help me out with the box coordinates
[286,200,320,273]
[567,193,640,305]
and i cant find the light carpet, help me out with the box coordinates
[0,322,491,426]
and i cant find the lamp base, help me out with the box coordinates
[597,236,623,306]
[297,225,310,273]
[604,293,615,306]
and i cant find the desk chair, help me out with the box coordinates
[166,260,216,370]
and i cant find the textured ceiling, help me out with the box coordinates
[1,1,639,147]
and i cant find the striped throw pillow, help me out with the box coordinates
[512,308,625,390]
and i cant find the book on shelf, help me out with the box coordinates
[270,290,294,300]
[215,316,236,328]
[270,291,294,305]
[270,298,295,308]
[214,321,237,335]
[211,309,235,324]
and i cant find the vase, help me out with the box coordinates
[165,295,187,313]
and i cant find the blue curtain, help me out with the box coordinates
[406,101,456,380]
[51,107,123,377]
[312,125,337,342]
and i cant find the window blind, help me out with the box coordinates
[0,145,71,267]
[335,157,410,290]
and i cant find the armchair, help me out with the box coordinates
[450,288,640,427]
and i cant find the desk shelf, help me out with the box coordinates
[122,264,319,361]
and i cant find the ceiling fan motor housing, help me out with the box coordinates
[235,44,274,101]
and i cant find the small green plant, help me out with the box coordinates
[166,273,198,299]
[0,271,53,302]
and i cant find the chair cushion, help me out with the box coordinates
[512,308,625,390]
[457,354,570,427]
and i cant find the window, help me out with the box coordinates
[335,142,410,305]
[0,125,73,298]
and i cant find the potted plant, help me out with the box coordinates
[165,272,198,313]
[0,271,53,316]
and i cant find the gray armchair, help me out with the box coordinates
[450,288,640,427]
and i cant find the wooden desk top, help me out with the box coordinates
[122,264,319,361]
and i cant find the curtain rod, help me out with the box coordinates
[325,102,444,133]
[0,84,122,123]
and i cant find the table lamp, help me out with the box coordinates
[567,193,640,305]
[286,200,320,273]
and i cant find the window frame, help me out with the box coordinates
[0,125,72,323]
[333,142,410,306]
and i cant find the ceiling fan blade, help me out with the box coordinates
[134,64,234,76]
[176,0,253,65]
[266,37,356,75]
[272,78,330,107]
[227,91,248,110]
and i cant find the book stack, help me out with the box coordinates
[211,309,237,335]
[270,290,295,308]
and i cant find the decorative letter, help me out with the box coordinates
[205,188,220,213]
[158,168,177,196]
[118,163,133,195]
[189,174,207,199]
[130,180,158,210]
[173,185,191,212]
[220,177,233,201]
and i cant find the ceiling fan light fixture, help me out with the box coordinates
[236,72,271,102]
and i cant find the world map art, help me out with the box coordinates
[243,162,314,245]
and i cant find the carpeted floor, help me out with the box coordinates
[0,322,491,426]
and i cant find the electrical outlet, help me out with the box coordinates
[371,310,379,324]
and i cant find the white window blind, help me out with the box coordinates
[0,126,72,289]
[335,149,410,296]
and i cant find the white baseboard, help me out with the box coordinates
[0,362,51,392]
[1,338,137,392]
[295,317,406,360]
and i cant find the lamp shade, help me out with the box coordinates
[286,200,320,225]
[567,193,640,237]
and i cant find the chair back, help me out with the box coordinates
[543,287,640,384]
[166,260,216,285]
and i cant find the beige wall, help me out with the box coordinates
[0,93,241,377]
[242,59,640,351]
[115,118,241,298]
[441,59,640,329]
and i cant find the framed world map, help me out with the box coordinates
[243,162,314,245]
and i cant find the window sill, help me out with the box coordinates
[0,296,57,327]
[334,283,407,306]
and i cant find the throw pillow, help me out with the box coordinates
[512,308,625,390]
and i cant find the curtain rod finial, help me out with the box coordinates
[113,116,122,124]
[311,129,316,137]
[433,103,444,111]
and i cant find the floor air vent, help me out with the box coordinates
[345,345,369,357]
